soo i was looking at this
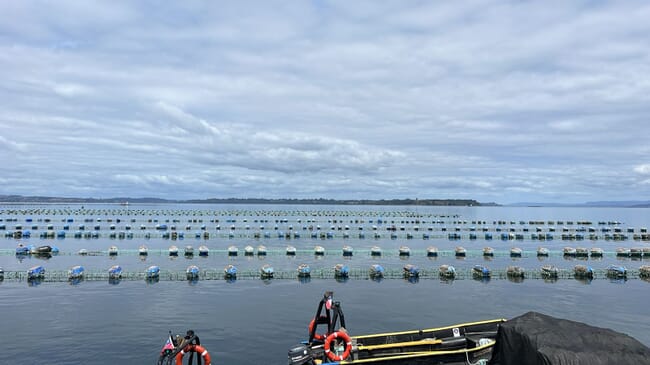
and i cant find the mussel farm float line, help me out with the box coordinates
[2,267,650,282]
[3,248,650,258]
[3,231,650,241]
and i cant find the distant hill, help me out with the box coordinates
[509,201,650,208]
[0,195,495,207]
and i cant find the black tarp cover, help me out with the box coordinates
[489,311,650,365]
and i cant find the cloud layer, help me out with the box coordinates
[1,1,649,203]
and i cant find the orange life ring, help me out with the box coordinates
[175,344,212,365]
[308,317,327,341]
[324,330,352,362]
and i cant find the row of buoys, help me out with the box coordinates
[4,209,638,228]
[0,207,462,219]
[6,229,648,242]
[1,215,645,233]
[9,244,650,259]
[5,264,650,283]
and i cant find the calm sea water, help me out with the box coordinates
[1,204,649,364]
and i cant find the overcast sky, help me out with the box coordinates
[1,1,649,204]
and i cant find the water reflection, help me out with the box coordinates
[28,278,43,287]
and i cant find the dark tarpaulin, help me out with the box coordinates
[489,311,650,365]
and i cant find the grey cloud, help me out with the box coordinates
[1,1,649,203]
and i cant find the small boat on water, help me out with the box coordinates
[483,247,494,256]
[260,264,274,279]
[169,245,179,256]
[108,245,119,256]
[30,245,53,255]
[370,246,382,256]
[157,330,212,365]
[108,265,123,279]
[244,245,254,256]
[224,264,237,279]
[290,292,504,365]
[439,264,456,279]
[334,264,349,278]
[198,245,209,256]
[228,245,238,256]
[342,245,353,256]
[186,265,200,280]
[536,246,550,256]
[606,264,626,279]
[68,265,84,280]
[398,246,410,256]
[257,245,267,256]
[426,246,438,257]
[455,246,466,257]
[314,246,325,256]
[403,264,419,278]
[369,264,384,279]
[573,264,593,279]
[138,245,148,256]
[28,265,45,280]
[541,265,559,278]
[146,265,160,279]
[286,245,297,256]
[297,263,311,277]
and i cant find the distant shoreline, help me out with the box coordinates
[0,195,493,206]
